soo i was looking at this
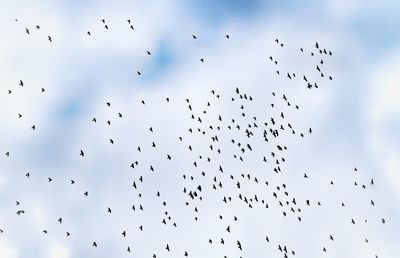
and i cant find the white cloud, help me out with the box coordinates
[0,245,17,258]
[48,246,70,258]
[366,52,400,200]
[0,1,398,258]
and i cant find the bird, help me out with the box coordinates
[237,240,242,250]
[48,35,52,42]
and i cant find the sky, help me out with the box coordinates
[0,0,399,258]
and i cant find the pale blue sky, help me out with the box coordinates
[0,1,399,258]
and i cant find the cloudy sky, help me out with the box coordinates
[0,0,399,258]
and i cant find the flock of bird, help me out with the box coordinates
[0,17,388,258]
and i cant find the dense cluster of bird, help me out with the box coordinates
[0,17,387,258]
